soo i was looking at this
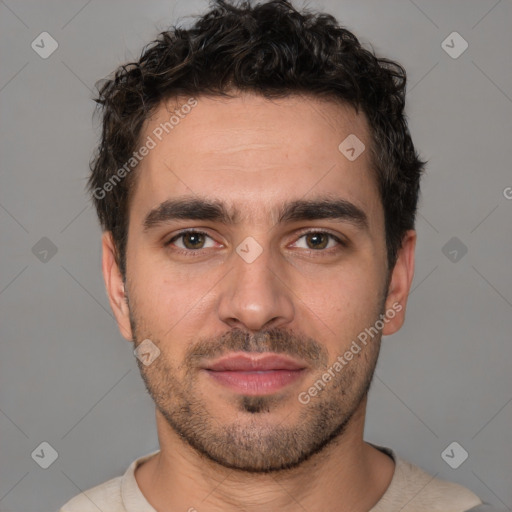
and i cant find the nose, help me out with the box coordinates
[216,242,295,332]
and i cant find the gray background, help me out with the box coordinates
[1,0,511,510]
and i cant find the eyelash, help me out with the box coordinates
[164,229,346,257]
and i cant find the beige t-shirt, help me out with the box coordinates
[59,446,482,512]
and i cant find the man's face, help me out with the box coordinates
[104,93,412,472]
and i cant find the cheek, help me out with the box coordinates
[297,266,385,351]
[128,258,216,351]
[299,260,382,313]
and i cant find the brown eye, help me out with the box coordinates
[304,232,329,250]
[182,232,206,249]
[166,230,216,251]
[290,231,345,252]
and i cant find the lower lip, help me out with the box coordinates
[204,369,306,395]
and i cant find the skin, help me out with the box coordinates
[102,92,416,512]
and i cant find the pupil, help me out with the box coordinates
[308,233,327,249]
[185,233,203,249]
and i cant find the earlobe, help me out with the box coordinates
[382,230,416,336]
[101,232,133,341]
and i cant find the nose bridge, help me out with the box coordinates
[217,237,295,331]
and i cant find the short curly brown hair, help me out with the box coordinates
[88,0,426,278]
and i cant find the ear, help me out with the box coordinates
[101,231,133,341]
[382,229,416,336]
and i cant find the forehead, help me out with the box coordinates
[130,92,382,228]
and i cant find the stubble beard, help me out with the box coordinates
[129,313,384,473]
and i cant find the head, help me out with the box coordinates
[93,0,424,472]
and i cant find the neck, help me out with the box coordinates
[135,400,395,512]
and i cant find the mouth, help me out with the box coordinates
[201,353,308,395]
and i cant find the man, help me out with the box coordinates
[59,0,491,510]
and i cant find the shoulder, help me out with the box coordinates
[397,457,482,511]
[371,445,482,512]
[58,476,124,512]
[57,450,159,512]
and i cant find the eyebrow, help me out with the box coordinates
[143,196,369,232]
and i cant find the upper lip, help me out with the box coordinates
[203,353,307,372]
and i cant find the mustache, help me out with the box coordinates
[185,327,329,369]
